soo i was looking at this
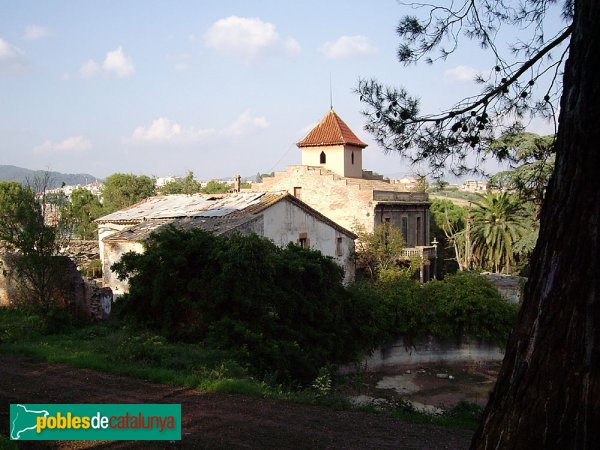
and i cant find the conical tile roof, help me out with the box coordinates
[297,110,367,148]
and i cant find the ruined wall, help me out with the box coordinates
[102,240,145,297]
[261,199,355,284]
[59,240,100,268]
[0,254,111,319]
[0,252,18,307]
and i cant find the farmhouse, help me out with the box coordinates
[96,191,356,295]
[253,109,436,280]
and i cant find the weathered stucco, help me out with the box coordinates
[261,199,355,283]
[301,144,363,178]
[102,240,145,297]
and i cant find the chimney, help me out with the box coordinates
[234,174,241,192]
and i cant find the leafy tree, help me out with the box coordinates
[429,198,467,273]
[201,180,230,194]
[45,191,69,209]
[357,1,600,447]
[102,173,156,214]
[62,188,103,240]
[470,192,529,273]
[0,182,61,312]
[159,171,203,195]
[354,223,419,280]
[489,131,555,218]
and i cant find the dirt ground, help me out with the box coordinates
[342,363,499,412]
[0,355,474,449]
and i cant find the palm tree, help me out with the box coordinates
[470,192,529,273]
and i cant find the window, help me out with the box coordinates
[298,232,309,249]
[320,151,326,164]
[351,151,355,164]
[416,216,422,246]
[293,186,302,200]
[401,217,408,243]
[336,237,343,256]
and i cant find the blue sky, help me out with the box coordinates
[0,0,558,180]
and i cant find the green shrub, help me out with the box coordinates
[112,227,380,385]
[350,271,518,346]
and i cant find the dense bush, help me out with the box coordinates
[348,271,518,346]
[113,227,379,384]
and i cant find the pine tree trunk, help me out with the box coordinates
[472,1,600,448]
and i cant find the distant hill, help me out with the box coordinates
[0,165,101,190]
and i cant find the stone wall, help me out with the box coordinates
[59,240,100,268]
[0,252,17,307]
[0,253,112,319]
[255,165,378,233]
[482,273,525,303]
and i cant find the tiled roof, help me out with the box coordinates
[297,110,367,148]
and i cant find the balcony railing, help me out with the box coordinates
[400,246,437,260]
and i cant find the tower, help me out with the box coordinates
[296,110,367,178]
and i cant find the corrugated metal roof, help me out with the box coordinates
[98,191,357,240]
[297,109,367,148]
[103,216,257,242]
[96,192,266,223]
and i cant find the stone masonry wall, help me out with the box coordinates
[59,240,100,268]
[255,166,381,234]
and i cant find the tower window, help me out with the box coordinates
[351,151,354,164]
[320,151,326,164]
[293,187,302,200]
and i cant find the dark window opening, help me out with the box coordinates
[336,237,343,256]
[401,217,408,243]
[299,232,309,249]
[293,186,302,200]
[351,151,354,164]
[416,216,422,246]
[320,151,326,164]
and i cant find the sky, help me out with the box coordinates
[0,0,560,181]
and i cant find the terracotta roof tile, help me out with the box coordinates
[297,110,367,148]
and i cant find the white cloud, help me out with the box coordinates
[127,111,270,145]
[79,47,134,79]
[79,59,100,78]
[444,65,482,83]
[0,38,27,75]
[24,25,52,41]
[102,46,134,78]
[204,16,300,62]
[227,111,270,135]
[33,136,92,155]
[320,35,378,60]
